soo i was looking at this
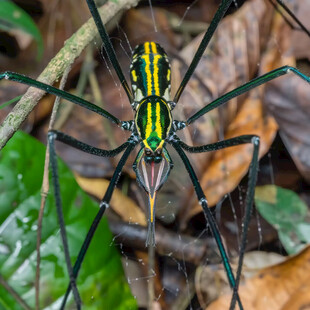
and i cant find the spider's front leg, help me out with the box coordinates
[185,66,310,125]
[0,72,121,127]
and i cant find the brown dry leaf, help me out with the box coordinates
[205,246,310,310]
[0,0,89,130]
[266,74,310,182]
[195,251,285,309]
[0,0,90,72]
[190,91,278,219]
[263,1,310,182]
[39,0,90,58]
[75,175,147,226]
[291,0,310,61]
[179,0,300,224]
[123,8,176,48]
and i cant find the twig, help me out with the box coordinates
[148,243,155,309]
[88,45,118,149]
[109,220,219,265]
[0,274,31,310]
[0,0,140,150]
[35,65,72,310]
[53,45,93,130]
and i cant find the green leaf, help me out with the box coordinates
[0,131,137,309]
[0,0,43,59]
[255,185,309,254]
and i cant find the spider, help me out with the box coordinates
[0,0,309,309]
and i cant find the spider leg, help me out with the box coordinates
[85,0,133,103]
[0,71,121,125]
[173,0,233,104]
[270,0,310,37]
[49,130,130,157]
[169,136,255,310]
[185,66,310,126]
[178,135,260,310]
[55,134,138,309]
[178,134,258,153]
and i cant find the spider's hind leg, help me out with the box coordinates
[170,134,260,309]
[271,0,310,37]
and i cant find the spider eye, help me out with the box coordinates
[145,149,152,156]
[155,149,162,156]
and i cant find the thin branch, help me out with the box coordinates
[109,220,219,265]
[53,45,93,130]
[35,65,72,310]
[88,45,118,149]
[0,274,31,310]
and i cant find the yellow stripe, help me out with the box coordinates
[149,193,155,222]
[151,42,161,96]
[145,101,152,139]
[153,55,161,96]
[141,54,152,96]
[143,139,151,150]
[157,140,164,150]
[167,69,171,81]
[142,42,162,96]
[144,42,150,54]
[151,42,157,54]
[142,42,152,96]
[155,101,162,139]
[131,70,137,82]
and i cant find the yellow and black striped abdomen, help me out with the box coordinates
[130,42,171,102]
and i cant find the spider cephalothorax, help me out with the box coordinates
[135,95,172,161]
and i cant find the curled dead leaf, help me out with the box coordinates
[187,91,277,221]
[205,246,310,310]
[195,251,285,309]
